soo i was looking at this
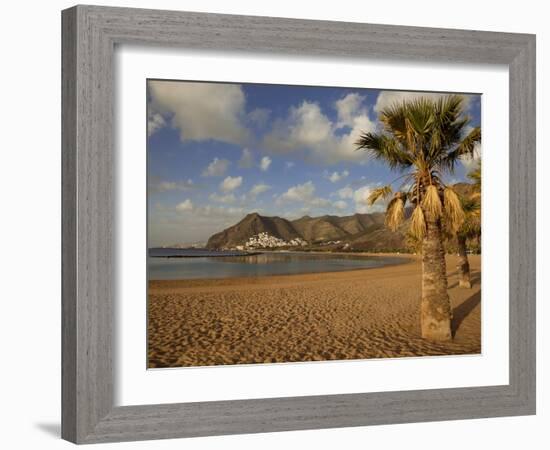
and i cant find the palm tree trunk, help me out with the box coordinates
[456,235,472,288]
[421,217,453,340]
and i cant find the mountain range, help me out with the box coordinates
[205,183,476,251]
[206,211,404,251]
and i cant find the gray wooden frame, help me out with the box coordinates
[62,4,536,444]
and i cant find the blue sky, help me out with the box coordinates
[147,80,481,246]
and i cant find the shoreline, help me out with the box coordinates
[148,255,481,368]
[148,253,416,289]
[148,252,416,286]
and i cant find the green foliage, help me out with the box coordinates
[355,133,412,171]
[457,162,482,241]
[468,160,482,198]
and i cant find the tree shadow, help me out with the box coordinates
[35,423,60,438]
[470,271,481,285]
[451,291,481,337]
[448,270,481,289]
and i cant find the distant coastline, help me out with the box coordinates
[148,249,410,280]
[148,247,262,258]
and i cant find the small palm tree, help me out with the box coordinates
[455,197,481,288]
[355,95,481,341]
[468,161,482,195]
[455,161,482,288]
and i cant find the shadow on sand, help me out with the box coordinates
[451,290,481,337]
[448,270,481,289]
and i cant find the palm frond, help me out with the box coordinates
[430,96,467,152]
[367,185,393,205]
[422,185,442,219]
[434,95,465,125]
[379,104,408,141]
[468,160,482,193]
[410,205,426,239]
[442,127,481,171]
[461,196,480,216]
[385,195,405,231]
[457,194,481,238]
[355,133,412,170]
[405,98,434,136]
[443,187,465,232]
[458,215,481,239]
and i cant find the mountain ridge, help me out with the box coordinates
[205,183,476,251]
[206,211,391,250]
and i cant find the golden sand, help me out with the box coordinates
[147,255,481,368]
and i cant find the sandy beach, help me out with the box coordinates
[147,255,481,368]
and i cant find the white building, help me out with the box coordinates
[240,232,307,249]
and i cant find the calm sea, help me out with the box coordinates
[148,249,405,280]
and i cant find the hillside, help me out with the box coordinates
[206,211,395,250]
[205,182,477,251]
[291,215,347,242]
[206,212,301,249]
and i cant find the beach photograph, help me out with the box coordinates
[147,80,482,368]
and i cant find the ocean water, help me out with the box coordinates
[148,250,405,280]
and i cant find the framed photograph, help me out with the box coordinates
[62,5,536,444]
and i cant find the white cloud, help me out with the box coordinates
[310,198,331,207]
[238,148,254,168]
[354,186,372,213]
[209,192,236,203]
[148,80,249,144]
[155,181,178,192]
[353,185,386,213]
[263,97,376,164]
[276,181,333,210]
[265,102,331,151]
[147,112,166,137]
[149,178,194,194]
[335,93,365,128]
[259,156,272,171]
[278,181,316,203]
[326,170,349,183]
[239,184,271,203]
[285,161,295,169]
[198,205,245,220]
[374,90,473,114]
[248,108,270,127]
[333,200,348,210]
[220,176,243,193]
[202,158,230,177]
[249,183,271,197]
[334,183,385,213]
[337,185,354,199]
[175,199,194,211]
[460,142,482,170]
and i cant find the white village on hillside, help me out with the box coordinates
[234,232,308,250]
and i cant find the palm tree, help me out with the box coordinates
[455,197,480,288]
[455,161,482,288]
[468,161,482,195]
[355,95,481,341]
